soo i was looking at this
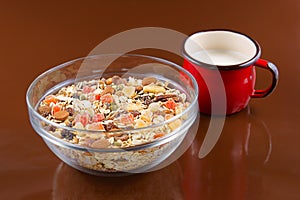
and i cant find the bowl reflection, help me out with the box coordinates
[53,161,183,200]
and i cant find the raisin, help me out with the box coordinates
[144,99,152,106]
[104,122,119,131]
[140,95,153,106]
[61,130,75,140]
[66,107,74,116]
[72,94,80,99]
[130,110,140,117]
[44,125,56,132]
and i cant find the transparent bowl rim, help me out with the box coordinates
[26,53,199,151]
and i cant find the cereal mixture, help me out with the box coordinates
[38,76,189,149]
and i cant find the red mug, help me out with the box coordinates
[183,29,279,115]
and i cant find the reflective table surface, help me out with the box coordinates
[0,0,299,199]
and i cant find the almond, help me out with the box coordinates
[142,77,157,86]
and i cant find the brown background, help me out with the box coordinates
[0,0,299,199]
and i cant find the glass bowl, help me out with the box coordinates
[26,54,198,176]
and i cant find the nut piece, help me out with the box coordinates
[135,85,143,92]
[101,86,114,95]
[142,77,157,86]
[53,110,69,121]
[105,78,113,85]
[38,105,51,116]
[143,84,166,94]
[90,138,110,148]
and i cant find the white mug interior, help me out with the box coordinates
[184,30,259,66]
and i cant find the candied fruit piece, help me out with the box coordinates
[93,113,105,122]
[44,95,57,105]
[51,105,61,115]
[120,113,134,125]
[83,86,94,93]
[86,122,105,131]
[165,99,177,110]
[154,132,165,139]
[74,113,90,127]
[101,94,114,103]
[135,119,147,128]
[122,86,136,98]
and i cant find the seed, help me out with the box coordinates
[38,105,51,117]
[142,77,157,86]
[53,110,69,121]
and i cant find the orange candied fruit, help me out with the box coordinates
[95,94,101,101]
[164,99,177,110]
[43,95,57,105]
[51,105,61,114]
[120,113,134,125]
[154,132,165,139]
[100,94,114,103]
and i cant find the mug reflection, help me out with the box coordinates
[182,107,272,200]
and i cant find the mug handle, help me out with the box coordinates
[251,59,279,98]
